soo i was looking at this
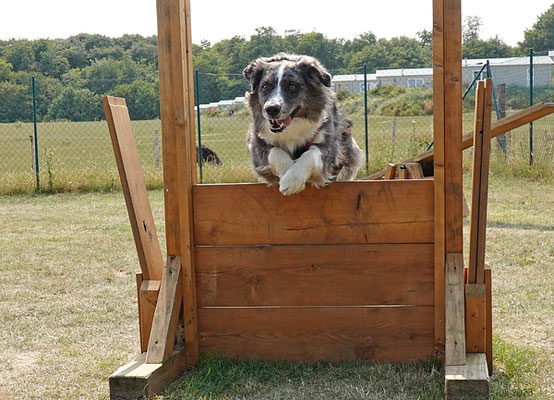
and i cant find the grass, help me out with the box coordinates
[0,174,552,399]
[1,110,552,194]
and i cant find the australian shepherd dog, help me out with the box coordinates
[243,53,363,195]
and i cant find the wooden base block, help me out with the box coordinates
[109,350,186,400]
[445,353,489,400]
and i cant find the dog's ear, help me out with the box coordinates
[298,57,332,88]
[243,59,265,92]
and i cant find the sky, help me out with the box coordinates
[0,0,552,47]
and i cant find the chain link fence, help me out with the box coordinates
[1,51,552,194]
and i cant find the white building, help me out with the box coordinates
[331,54,554,93]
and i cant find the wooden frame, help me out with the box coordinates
[102,0,554,398]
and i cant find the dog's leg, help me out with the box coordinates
[279,147,323,196]
[268,147,294,178]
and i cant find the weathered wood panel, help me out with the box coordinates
[196,244,434,307]
[198,306,434,363]
[193,180,434,246]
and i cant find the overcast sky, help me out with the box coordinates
[1,0,552,47]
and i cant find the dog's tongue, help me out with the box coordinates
[276,116,292,127]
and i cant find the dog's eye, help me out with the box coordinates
[262,83,271,91]
[289,85,296,92]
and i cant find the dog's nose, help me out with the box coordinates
[265,104,281,118]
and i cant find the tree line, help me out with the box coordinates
[0,4,552,123]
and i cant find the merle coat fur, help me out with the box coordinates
[243,53,363,195]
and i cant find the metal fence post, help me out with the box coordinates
[31,76,40,190]
[529,48,534,166]
[363,64,368,172]
[195,69,203,183]
[486,61,506,157]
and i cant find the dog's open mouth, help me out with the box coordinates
[269,108,299,133]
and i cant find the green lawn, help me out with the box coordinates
[0,174,552,399]
[1,111,552,193]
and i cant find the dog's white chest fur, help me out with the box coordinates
[258,117,323,155]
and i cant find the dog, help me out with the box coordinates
[243,53,363,195]
[197,145,222,166]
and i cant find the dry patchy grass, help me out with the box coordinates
[0,175,552,399]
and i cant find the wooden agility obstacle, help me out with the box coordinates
[102,0,544,398]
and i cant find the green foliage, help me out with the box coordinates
[110,80,160,120]
[0,81,32,122]
[379,88,433,116]
[463,15,483,43]
[519,4,554,52]
[0,58,14,81]
[4,40,35,72]
[46,87,103,121]
[463,37,515,59]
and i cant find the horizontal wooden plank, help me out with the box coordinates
[198,306,434,363]
[193,180,434,246]
[196,244,434,307]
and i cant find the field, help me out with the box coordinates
[1,110,552,194]
[0,174,552,399]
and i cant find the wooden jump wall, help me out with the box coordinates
[192,180,435,363]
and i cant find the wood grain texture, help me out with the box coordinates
[465,284,486,353]
[156,0,199,366]
[137,275,161,353]
[432,0,446,361]
[485,266,492,375]
[196,244,434,307]
[364,102,554,180]
[193,180,434,246]
[109,350,186,400]
[476,79,493,284]
[445,353,489,400]
[445,252,466,366]
[384,163,396,179]
[103,96,164,281]
[146,257,183,364]
[468,81,486,284]
[198,306,434,363]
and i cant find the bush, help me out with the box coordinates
[46,87,103,121]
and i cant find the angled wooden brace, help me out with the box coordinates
[104,95,183,363]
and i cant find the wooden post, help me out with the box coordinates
[156,0,199,366]
[468,79,493,285]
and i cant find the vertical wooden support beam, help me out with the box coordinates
[156,0,199,366]
[485,265,493,374]
[434,0,464,367]
[465,283,486,353]
[445,253,466,364]
[432,0,446,362]
[136,274,161,353]
[468,79,493,284]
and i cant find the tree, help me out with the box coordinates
[0,58,14,81]
[417,29,433,49]
[110,80,160,120]
[519,4,554,52]
[5,40,35,72]
[463,36,515,59]
[0,81,32,122]
[463,16,482,43]
[46,87,103,121]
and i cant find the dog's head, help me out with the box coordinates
[243,53,332,133]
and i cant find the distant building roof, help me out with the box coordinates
[332,74,377,82]
[376,68,433,78]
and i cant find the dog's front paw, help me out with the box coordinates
[279,170,307,196]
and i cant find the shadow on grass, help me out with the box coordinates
[487,220,554,232]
